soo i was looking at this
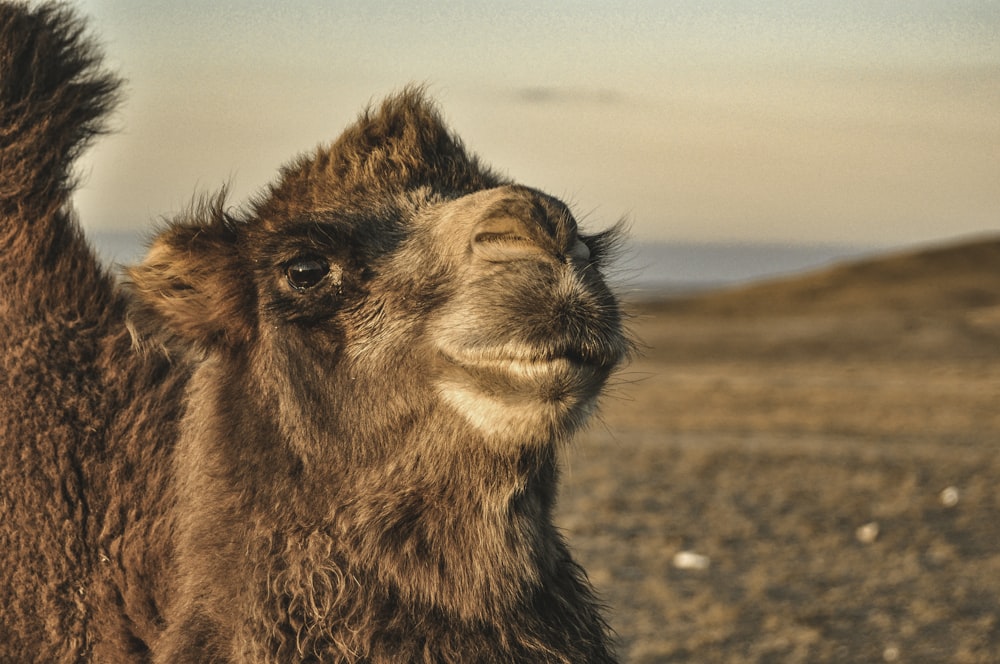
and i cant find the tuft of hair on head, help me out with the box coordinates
[253,85,506,223]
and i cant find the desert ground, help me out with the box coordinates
[556,238,1000,662]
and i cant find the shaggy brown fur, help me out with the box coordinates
[0,3,628,662]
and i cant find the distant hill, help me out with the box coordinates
[634,236,1000,361]
[618,241,873,292]
[647,236,1000,316]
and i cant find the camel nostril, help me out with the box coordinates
[473,230,532,245]
[468,188,589,264]
[471,216,548,262]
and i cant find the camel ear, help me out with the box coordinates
[126,209,253,354]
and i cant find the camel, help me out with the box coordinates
[0,3,628,661]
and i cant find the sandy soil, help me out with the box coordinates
[556,241,1000,662]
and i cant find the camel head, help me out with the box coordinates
[126,89,628,471]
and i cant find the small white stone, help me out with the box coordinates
[940,486,960,508]
[883,645,900,661]
[672,550,711,570]
[856,522,880,544]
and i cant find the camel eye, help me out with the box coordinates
[285,257,328,291]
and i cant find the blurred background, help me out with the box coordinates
[70,3,1000,662]
[73,0,998,287]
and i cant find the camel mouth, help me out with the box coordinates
[433,347,608,441]
[434,345,615,409]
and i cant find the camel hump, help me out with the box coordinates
[0,1,120,215]
[0,2,121,319]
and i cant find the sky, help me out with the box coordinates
[71,0,999,249]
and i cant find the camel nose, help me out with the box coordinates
[470,189,589,263]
